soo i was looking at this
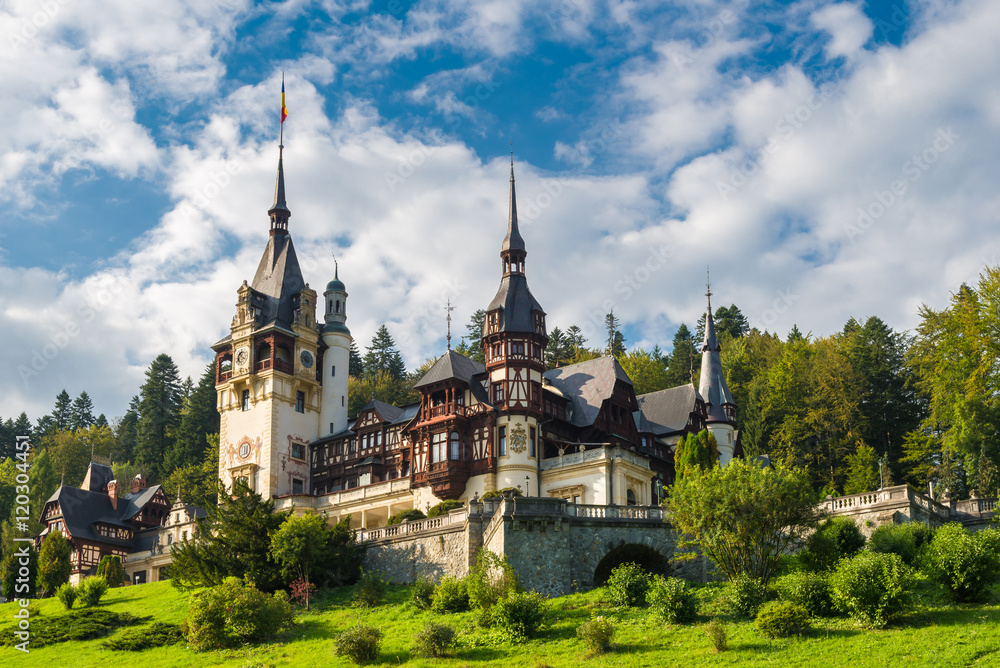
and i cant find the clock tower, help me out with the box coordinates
[213,146,322,498]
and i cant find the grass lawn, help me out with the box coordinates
[1,580,999,667]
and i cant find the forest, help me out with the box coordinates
[2,267,998,557]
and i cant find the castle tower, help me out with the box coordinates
[213,146,321,498]
[698,282,737,465]
[482,162,548,492]
[320,262,351,436]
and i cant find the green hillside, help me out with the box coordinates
[2,581,999,667]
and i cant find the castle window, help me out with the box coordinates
[335,300,341,314]
[431,432,447,463]
[529,427,536,457]
[626,489,637,506]
[493,383,504,403]
[450,431,460,460]
[291,443,306,460]
[332,365,336,376]
[376,432,382,448]
[292,478,305,494]
[499,426,506,456]
[241,390,250,411]
[296,391,305,413]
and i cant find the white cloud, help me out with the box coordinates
[810,2,872,61]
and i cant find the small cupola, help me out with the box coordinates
[323,261,350,336]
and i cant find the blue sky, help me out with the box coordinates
[2,0,997,422]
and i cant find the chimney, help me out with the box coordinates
[107,480,118,511]
[130,474,146,494]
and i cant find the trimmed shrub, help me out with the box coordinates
[754,600,810,638]
[482,487,522,499]
[705,619,727,653]
[36,531,72,596]
[868,522,934,566]
[490,590,547,642]
[412,622,455,658]
[830,551,912,628]
[924,524,1000,602]
[352,569,387,608]
[427,500,465,518]
[431,575,470,613]
[56,582,78,610]
[773,571,833,617]
[647,575,697,624]
[604,562,650,608]
[186,577,295,650]
[102,622,184,650]
[408,577,435,610]
[728,575,768,619]
[387,509,426,525]
[801,517,866,572]
[78,576,109,607]
[334,624,382,665]
[577,616,615,655]
[95,555,126,588]
[467,549,518,617]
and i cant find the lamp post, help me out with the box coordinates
[525,475,531,498]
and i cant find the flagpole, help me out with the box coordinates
[280,72,284,149]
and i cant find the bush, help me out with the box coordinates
[427,500,465,518]
[411,622,455,658]
[604,562,650,608]
[577,616,615,655]
[773,571,833,617]
[489,590,547,642]
[431,575,470,613]
[36,531,72,596]
[830,551,912,628]
[78,577,109,607]
[102,622,184,651]
[924,524,1000,602]
[186,577,295,650]
[705,619,727,653]
[467,550,518,616]
[387,509,426,525]
[481,487,522,499]
[868,522,934,566]
[408,577,436,610]
[95,555,126,588]
[334,624,382,665]
[352,569,387,608]
[56,582,77,610]
[801,517,866,572]
[754,600,810,639]
[728,574,768,619]
[647,575,697,624]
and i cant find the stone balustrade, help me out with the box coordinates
[540,445,648,471]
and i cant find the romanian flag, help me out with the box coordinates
[281,77,288,124]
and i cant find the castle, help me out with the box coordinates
[210,146,742,530]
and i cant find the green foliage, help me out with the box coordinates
[135,353,184,480]
[728,575,768,619]
[801,517,866,572]
[352,569,387,608]
[95,555,125,588]
[667,459,822,583]
[1,544,37,599]
[185,577,294,650]
[386,508,426,525]
[647,575,697,623]
[431,575,470,613]
[674,430,718,481]
[923,524,1000,602]
[411,621,456,658]
[0,609,138,648]
[101,622,184,651]
[772,571,832,617]
[755,600,811,639]
[166,361,220,472]
[618,348,670,395]
[426,499,464,517]
[78,576,109,607]
[868,522,935,566]
[333,624,382,664]
[704,618,728,653]
[56,582,78,610]
[576,615,615,655]
[169,479,289,592]
[604,562,650,608]
[408,577,435,610]
[489,590,547,642]
[36,531,72,596]
[830,551,913,628]
[481,487,523,499]
[270,511,331,608]
[844,443,882,495]
[467,549,518,615]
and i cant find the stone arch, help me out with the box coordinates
[592,542,671,586]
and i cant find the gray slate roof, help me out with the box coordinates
[250,233,306,330]
[485,274,545,334]
[636,384,702,435]
[543,356,632,428]
[415,350,486,389]
[80,462,113,493]
[699,299,736,423]
[359,399,406,424]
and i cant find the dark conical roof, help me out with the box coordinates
[251,232,305,328]
[502,165,525,253]
[698,291,735,423]
[270,147,289,214]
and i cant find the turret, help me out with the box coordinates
[698,281,737,465]
[320,262,351,436]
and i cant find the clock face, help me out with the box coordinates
[239,442,251,459]
[236,347,249,366]
[299,350,314,369]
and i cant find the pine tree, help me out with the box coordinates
[545,327,571,369]
[36,531,72,596]
[166,362,220,473]
[51,390,72,432]
[459,309,487,365]
[135,354,183,481]
[604,311,625,358]
[363,325,407,381]
[181,377,194,401]
[0,418,12,461]
[348,340,364,377]
[113,396,140,463]
[95,414,109,428]
[665,324,696,387]
[69,391,95,431]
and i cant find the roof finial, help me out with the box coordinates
[446,299,455,351]
[333,252,339,280]
[510,137,514,168]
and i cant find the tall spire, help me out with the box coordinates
[501,150,526,276]
[699,281,735,424]
[268,145,290,235]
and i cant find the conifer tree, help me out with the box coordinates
[135,354,183,481]
[605,311,626,358]
[166,362,220,473]
[114,397,140,463]
[36,531,72,596]
[665,324,696,387]
[348,340,364,377]
[69,391,95,431]
[363,325,407,381]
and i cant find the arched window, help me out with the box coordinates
[336,299,341,314]
[450,432,461,460]
[626,489,637,506]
